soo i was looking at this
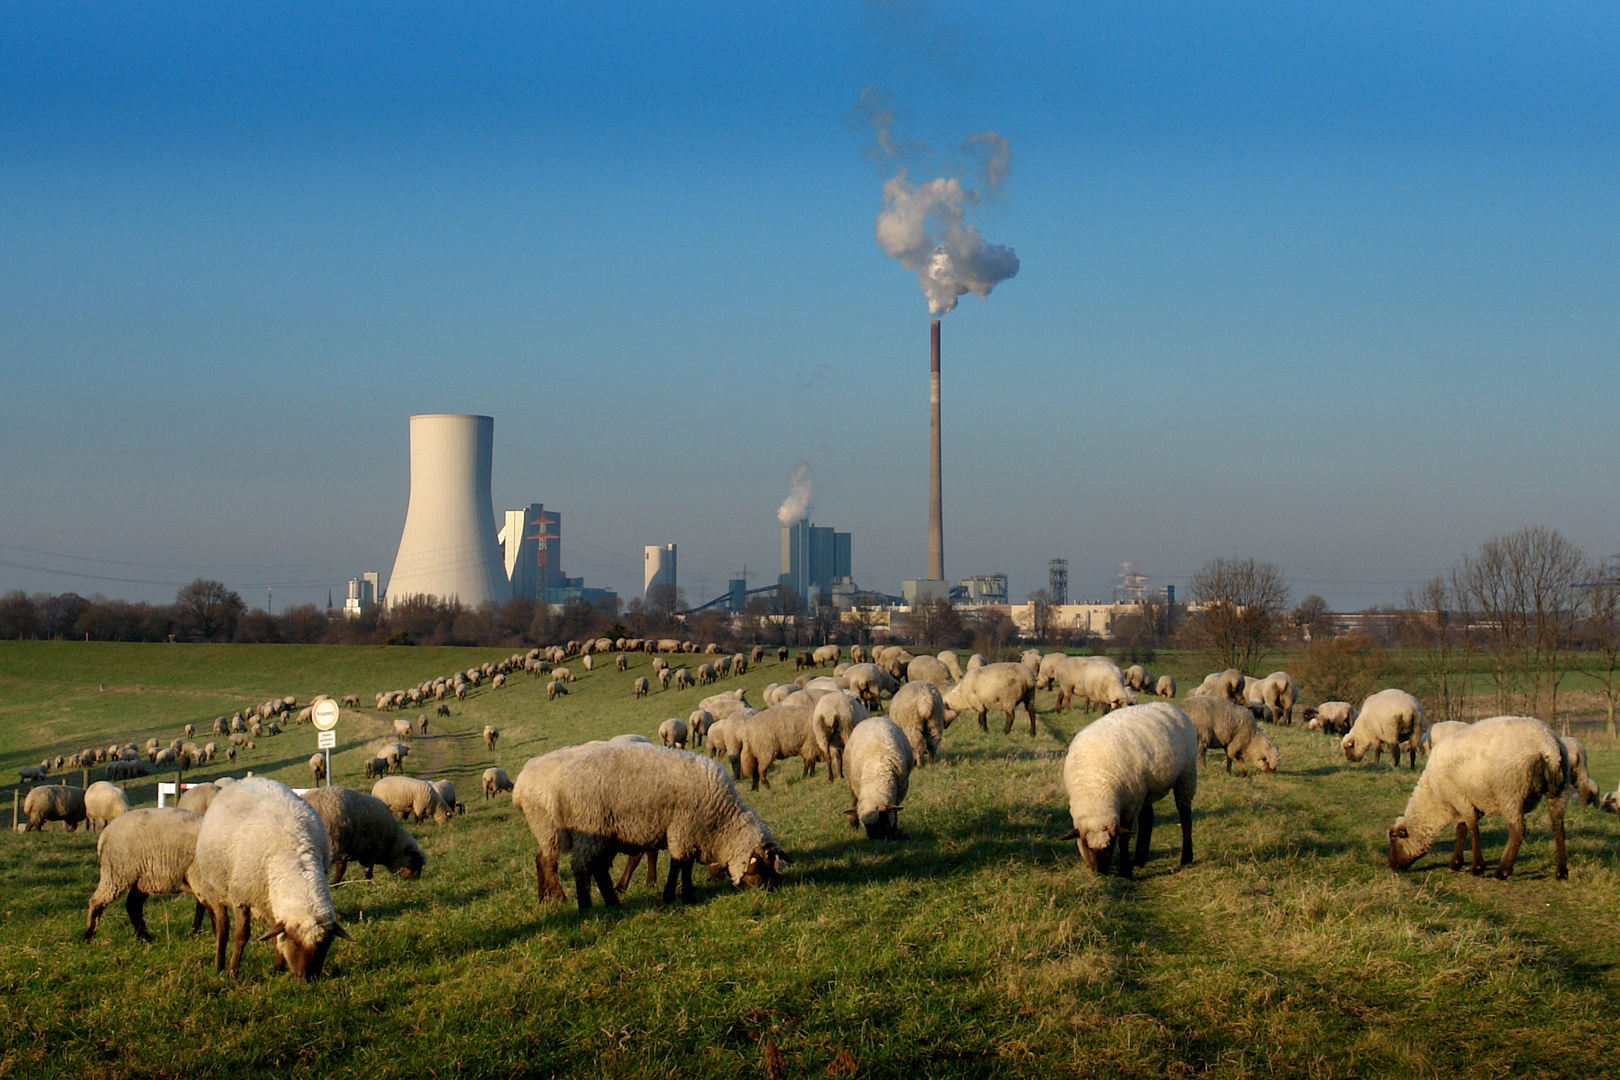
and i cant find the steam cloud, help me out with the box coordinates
[859,87,1019,315]
[776,461,814,525]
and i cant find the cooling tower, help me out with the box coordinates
[386,414,512,610]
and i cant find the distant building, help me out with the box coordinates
[499,503,563,600]
[956,574,1008,605]
[644,543,677,603]
[341,571,382,618]
[778,519,850,608]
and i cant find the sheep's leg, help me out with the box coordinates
[1133,803,1155,869]
[1114,830,1133,878]
[1056,689,1068,713]
[827,747,841,783]
[663,858,697,904]
[1374,741,1384,765]
[210,904,230,971]
[227,905,251,975]
[1549,796,1568,880]
[1448,821,1468,871]
[331,856,349,884]
[590,857,621,908]
[125,888,152,942]
[1002,710,1015,736]
[1175,790,1194,867]
[977,709,988,732]
[191,900,210,936]
[615,853,642,893]
[536,849,565,902]
[573,870,594,911]
[1197,748,1207,772]
[1495,814,1526,880]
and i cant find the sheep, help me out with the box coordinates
[1154,674,1177,698]
[876,650,914,680]
[795,651,815,671]
[84,808,209,942]
[736,704,820,790]
[813,644,841,667]
[512,740,788,910]
[419,714,430,735]
[937,651,965,682]
[483,767,514,799]
[189,777,352,978]
[484,726,500,751]
[554,667,575,683]
[1302,701,1357,735]
[777,645,789,663]
[177,783,218,814]
[905,655,954,690]
[965,652,987,672]
[942,662,1039,736]
[656,668,672,691]
[371,776,452,824]
[1188,668,1246,703]
[688,709,713,748]
[616,653,628,673]
[659,718,690,750]
[378,742,411,772]
[84,781,131,830]
[705,714,746,780]
[672,668,693,691]
[1050,656,1136,715]
[1061,702,1199,877]
[1180,696,1281,776]
[309,754,327,783]
[299,786,428,884]
[106,759,152,782]
[1342,689,1427,768]
[363,757,389,781]
[18,765,46,784]
[843,662,900,710]
[1387,715,1568,880]
[392,718,414,741]
[24,785,86,831]
[843,717,914,840]
[581,656,594,673]
[341,694,361,709]
[887,681,947,766]
[696,662,716,685]
[1020,649,1044,675]
[811,691,871,782]
[1420,720,1471,754]
[1560,736,1601,808]
[547,679,568,700]
[1247,671,1299,726]
[1123,665,1155,693]
[428,779,465,816]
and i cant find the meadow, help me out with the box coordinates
[1,640,1618,1080]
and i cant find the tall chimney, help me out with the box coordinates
[928,319,944,582]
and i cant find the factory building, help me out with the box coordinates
[778,519,850,609]
[499,503,563,600]
[643,543,677,603]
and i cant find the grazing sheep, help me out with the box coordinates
[1302,701,1358,735]
[843,717,914,840]
[633,676,650,699]
[1387,715,1568,880]
[1050,656,1136,715]
[795,651,815,671]
[1247,671,1299,726]
[177,784,218,815]
[943,662,1039,735]
[419,714,430,735]
[483,767,514,799]
[18,765,46,784]
[106,759,152,782]
[393,718,414,741]
[1187,668,1246,703]
[887,681,947,766]
[554,667,574,683]
[1342,689,1427,768]
[810,691,871,782]
[672,668,693,691]
[705,714,746,780]
[1421,720,1471,754]
[378,742,411,773]
[24,785,86,831]
[428,780,465,816]
[1061,702,1199,877]
[1124,665,1155,693]
[370,776,452,824]
[659,718,690,750]
[581,656,594,673]
[777,645,789,663]
[905,654,954,691]
[616,653,628,672]
[687,709,713,748]
[736,704,819,790]
[813,644,841,667]
[937,651,965,681]
[341,694,361,709]
[84,781,131,830]
[1560,736,1601,807]
[309,754,328,783]
[841,663,899,711]
[84,808,209,942]
[1180,696,1281,776]
[363,757,389,781]
[189,777,351,978]
[484,726,500,751]
[301,786,427,883]
[512,740,788,910]
[1155,674,1177,698]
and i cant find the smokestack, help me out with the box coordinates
[928,319,943,582]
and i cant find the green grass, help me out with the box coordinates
[2,642,1618,1079]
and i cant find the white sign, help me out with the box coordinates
[317,729,336,749]
[311,696,339,732]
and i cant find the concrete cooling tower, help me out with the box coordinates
[386,414,512,610]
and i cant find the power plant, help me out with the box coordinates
[386,414,511,610]
[903,319,950,605]
[643,543,677,603]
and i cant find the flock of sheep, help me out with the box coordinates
[13,636,1609,981]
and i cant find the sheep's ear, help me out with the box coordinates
[1058,827,1080,841]
[884,804,902,813]
[257,920,287,942]
[331,923,354,942]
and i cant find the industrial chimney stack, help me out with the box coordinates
[928,319,944,582]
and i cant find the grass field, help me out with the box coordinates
[2,641,1618,1079]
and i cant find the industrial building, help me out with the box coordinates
[499,503,563,600]
[643,543,677,603]
[778,519,851,608]
[341,571,382,618]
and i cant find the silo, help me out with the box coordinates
[386,414,512,609]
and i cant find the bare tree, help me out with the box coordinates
[1577,554,1620,736]
[847,592,886,646]
[1293,594,1332,642]
[1185,557,1292,673]
[1452,526,1585,729]
[1400,576,1465,724]
[1026,589,1055,644]
[174,578,245,642]
[909,598,962,650]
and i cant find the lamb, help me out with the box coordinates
[1247,671,1299,726]
[736,704,820,790]
[512,740,788,910]
[887,681,947,766]
[1302,701,1358,735]
[1060,702,1199,877]
[842,717,914,840]
[1387,715,1568,880]
[370,776,452,824]
[942,662,1039,735]
[84,807,209,942]
[484,726,500,751]
[1187,668,1246,703]
[1180,696,1281,776]
[309,753,328,783]
[24,785,86,831]
[810,691,871,782]
[189,777,352,978]
[1342,689,1427,768]
[84,781,131,830]
[483,767,514,799]
[659,718,690,749]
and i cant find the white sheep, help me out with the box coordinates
[1180,696,1281,776]
[1342,689,1427,768]
[1559,736,1600,807]
[1124,664,1155,693]
[942,662,1038,735]
[483,767,514,799]
[736,704,820,790]
[189,777,351,978]
[659,718,690,750]
[1049,656,1135,715]
[887,681,947,766]
[905,654,954,690]
[1060,702,1199,877]
[1302,701,1357,735]
[483,726,500,751]
[512,740,788,910]
[371,776,452,823]
[937,650,965,682]
[1187,668,1246,703]
[177,783,218,814]
[428,779,465,815]
[84,807,209,942]
[843,717,914,840]
[1155,674,1176,698]
[23,785,86,831]
[308,753,328,784]
[302,786,427,883]
[810,691,870,782]
[1387,715,1568,880]
[1246,671,1298,726]
[843,662,900,710]
[84,781,131,830]
[687,709,713,748]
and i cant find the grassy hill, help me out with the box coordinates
[1,641,1617,1079]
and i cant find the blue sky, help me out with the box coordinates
[2,2,1616,611]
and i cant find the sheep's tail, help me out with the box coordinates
[1540,739,1571,797]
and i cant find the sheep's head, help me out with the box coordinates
[1386,819,1425,871]
[1252,737,1281,773]
[734,844,790,891]
[1341,733,1367,762]
[1061,819,1128,874]
[264,919,353,981]
[1601,791,1620,815]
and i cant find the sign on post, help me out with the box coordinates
[310,696,339,785]
[317,730,336,749]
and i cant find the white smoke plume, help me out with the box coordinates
[776,460,814,525]
[859,87,1019,315]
